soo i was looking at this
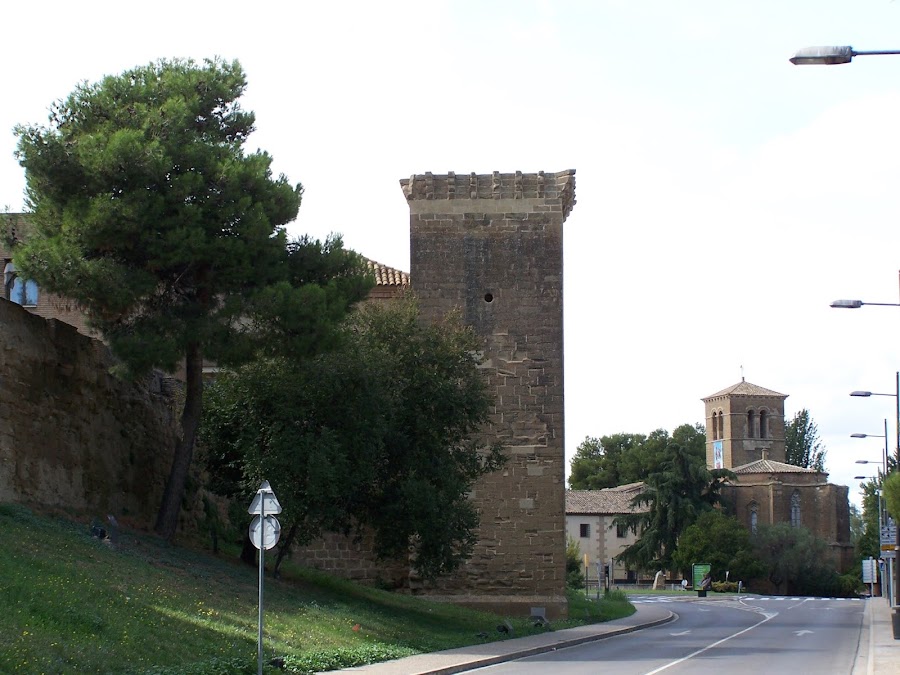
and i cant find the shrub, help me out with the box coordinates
[566,536,585,589]
[711,581,739,593]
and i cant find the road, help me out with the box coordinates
[469,595,866,675]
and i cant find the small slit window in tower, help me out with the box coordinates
[749,503,758,534]
[759,410,768,439]
[717,411,724,440]
[711,412,718,440]
[747,410,756,439]
[790,491,801,528]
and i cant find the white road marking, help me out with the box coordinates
[641,611,779,675]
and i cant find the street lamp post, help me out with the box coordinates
[850,382,900,612]
[832,300,900,614]
[851,419,891,478]
[805,45,900,623]
[856,474,888,598]
[850,385,900,471]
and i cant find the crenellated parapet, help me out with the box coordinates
[400,170,576,221]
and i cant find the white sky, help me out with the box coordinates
[4,0,900,509]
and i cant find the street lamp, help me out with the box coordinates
[790,46,900,65]
[850,388,900,465]
[832,300,900,309]
[850,385,900,611]
[851,421,890,476]
[835,304,900,611]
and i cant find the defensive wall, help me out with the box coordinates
[0,298,179,527]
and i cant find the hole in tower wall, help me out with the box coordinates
[484,293,494,303]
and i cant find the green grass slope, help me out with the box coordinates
[0,504,633,674]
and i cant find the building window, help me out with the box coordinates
[759,410,768,439]
[4,262,38,307]
[790,491,801,528]
[747,410,756,438]
[616,522,627,538]
[749,502,758,534]
[579,523,590,538]
[711,412,719,440]
[717,411,724,440]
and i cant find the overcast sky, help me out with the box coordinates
[4,1,900,508]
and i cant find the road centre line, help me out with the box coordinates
[641,611,779,675]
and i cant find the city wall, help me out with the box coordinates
[0,298,179,527]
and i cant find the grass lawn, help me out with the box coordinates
[0,503,634,674]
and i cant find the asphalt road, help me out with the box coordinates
[468,595,866,675]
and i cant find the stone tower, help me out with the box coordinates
[400,170,575,618]
[701,379,787,469]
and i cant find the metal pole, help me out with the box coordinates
[891,370,900,608]
[258,492,266,675]
[885,419,890,478]
[879,499,884,596]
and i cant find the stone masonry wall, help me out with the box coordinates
[401,170,575,618]
[291,530,409,588]
[723,479,854,572]
[0,298,178,526]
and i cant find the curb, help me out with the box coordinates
[339,609,678,675]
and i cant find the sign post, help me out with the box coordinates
[248,481,282,675]
[863,557,879,597]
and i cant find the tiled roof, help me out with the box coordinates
[566,483,647,515]
[731,459,821,475]
[702,379,787,401]
[366,259,410,287]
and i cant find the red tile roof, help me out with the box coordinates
[566,483,647,515]
[366,259,409,287]
[702,379,787,401]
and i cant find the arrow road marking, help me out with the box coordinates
[644,612,778,675]
[794,630,814,636]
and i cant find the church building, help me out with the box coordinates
[702,379,853,572]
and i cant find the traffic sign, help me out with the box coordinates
[248,480,282,515]
[249,515,281,550]
[863,557,878,584]
[247,479,282,675]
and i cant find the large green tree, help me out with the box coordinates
[615,442,733,571]
[13,58,371,539]
[672,510,764,583]
[752,523,844,596]
[784,409,826,471]
[569,424,706,490]
[884,472,900,524]
[201,297,505,579]
[856,479,881,562]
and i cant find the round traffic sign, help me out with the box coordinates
[249,515,281,550]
